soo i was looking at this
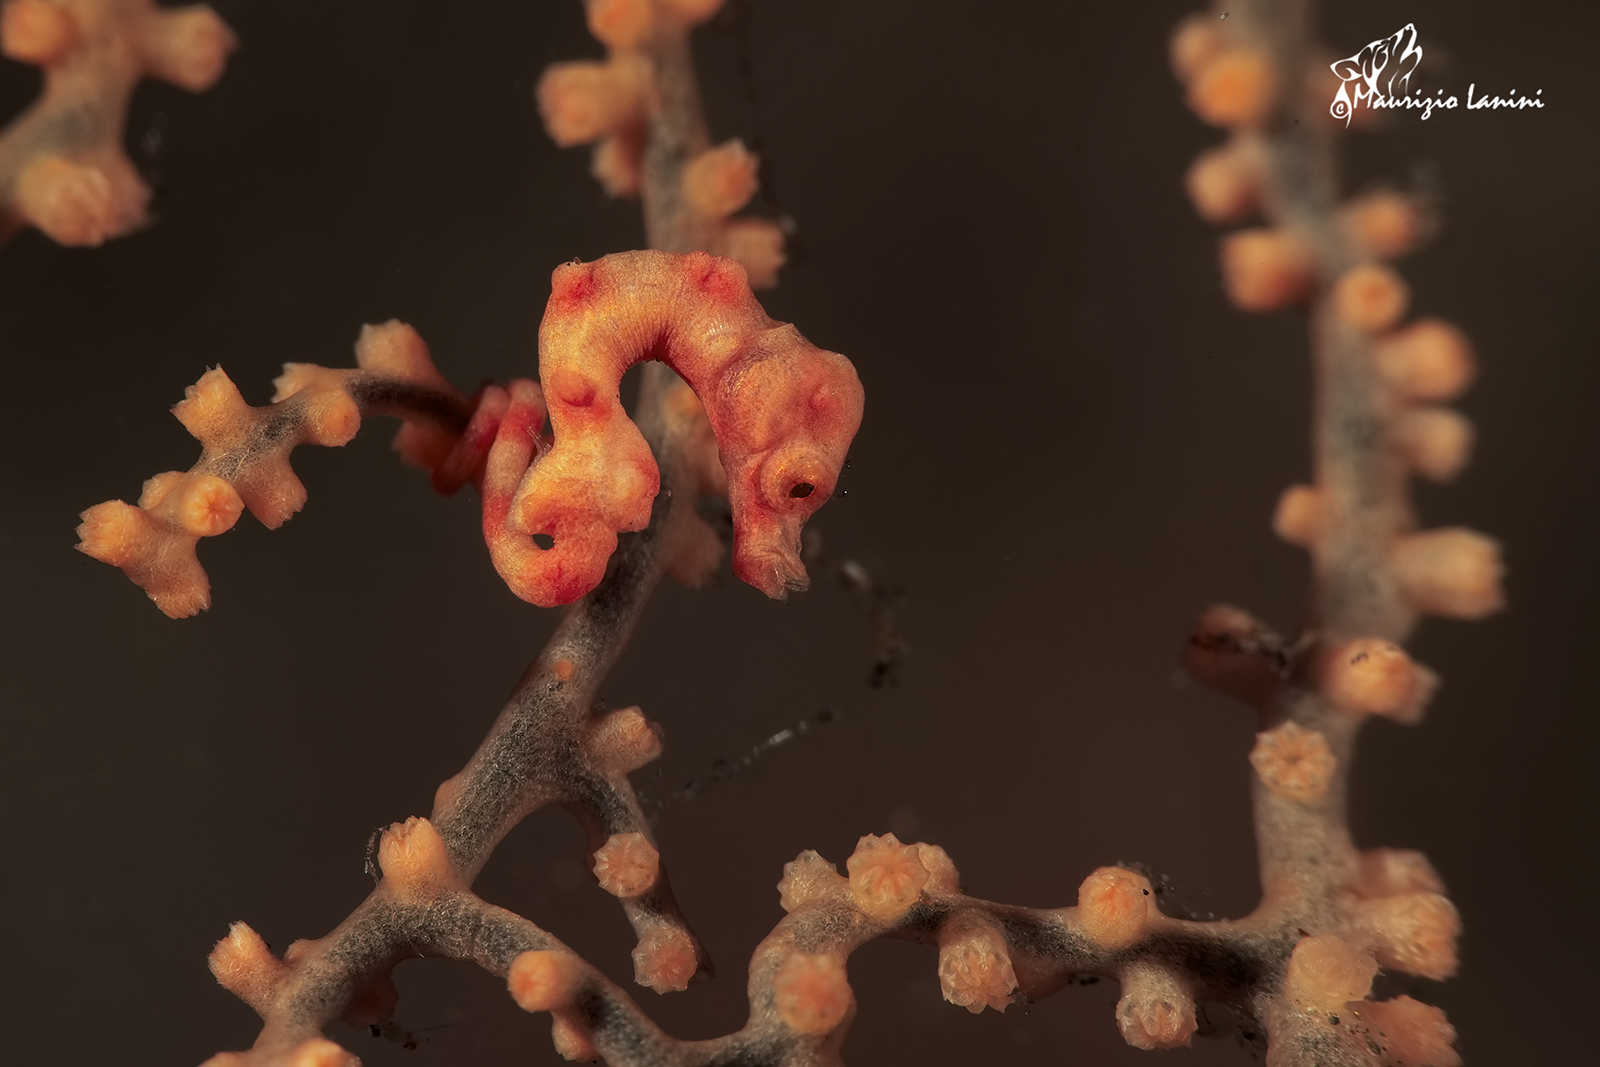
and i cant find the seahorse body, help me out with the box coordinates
[491,249,863,606]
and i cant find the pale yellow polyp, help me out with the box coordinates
[376,816,457,893]
[1391,528,1505,619]
[584,706,663,775]
[1272,483,1322,547]
[1169,15,1224,82]
[777,849,846,913]
[1357,847,1445,898]
[1186,138,1263,223]
[846,833,929,922]
[683,140,759,220]
[914,842,962,895]
[1357,892,1460,980]
[283,1039,359,1067]
[632,923,697,993]
[1285,934,1376,1011]
[593,831,660,898]
[1395,407,1474,482]
[1321,638,1437,723]
[207,921,287,1012]
[1116,964,1198,1050]
[1373,318,1477,402]
[937,916,1016,1014]
[1077,866,1155,950]
[1249,721,1336,803]
[551,1015,598,1062]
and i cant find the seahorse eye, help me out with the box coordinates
[758,447,825,509]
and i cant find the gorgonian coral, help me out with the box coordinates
[72,2,1502,1064]
[79,249,861,614]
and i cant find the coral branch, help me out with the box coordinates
[200,365,721,1063]
[538,0,786,281]
[77,322,472,615]
[0,0,235,245]
[1167,1,1496,1061]
[169,3,1496,1065]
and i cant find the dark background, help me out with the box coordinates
[2,1,1594,1063]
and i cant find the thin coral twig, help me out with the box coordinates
[1173,1,1496,1062]
[77,322,473,617]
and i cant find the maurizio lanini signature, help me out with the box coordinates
[1331,23,1544,125]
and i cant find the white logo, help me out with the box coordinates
[1331,23,1424,125]
[1330,24,1544,124]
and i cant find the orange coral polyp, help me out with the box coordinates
[586,0,653,50]
[1373,318,1477,402]
[1353,996,1462,1067]
[1332,263,1410,333]
[207,921,288,1014]
[631,923,698,992]
[172,475,245,537]
[1395,407,1474,482]
[1357,891,1460,980]
[2,1,79,67]
[1221,227,1316,311]
[1321,638,1437,723]
[14,154,127,247]
[937,916,1017,1014]
[845,833,930,921]
[509,950,588,1016]
[1188,48,1278,127]
[1389,527,1505,619]
[493,250,862,607]
[200,1037,357,1067]
[1272,483,1322,547]
[1077,866,1156,949]
[1284,934,1376,1010]
[657,0,725,22]
[537,57,647,147]
[1249,721,1336,803]
[1341,191,1423,260]
[0,0,235,245]
[683,140,760,220]
[375,816,459,894]
[772,952,853,1035]
[592,831,661,899]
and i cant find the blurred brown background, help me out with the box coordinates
[2,1,1594,1063]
